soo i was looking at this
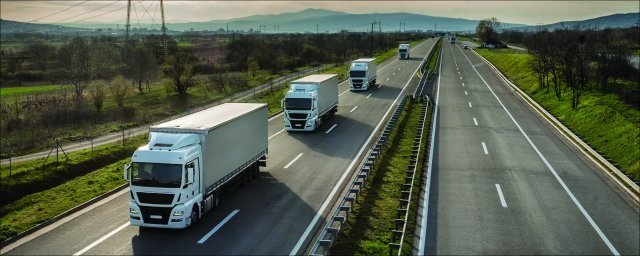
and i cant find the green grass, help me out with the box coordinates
[476,48,640,180]
[0,84,72,100]
[331,99,430,255]
[425,38,442,75]
[0,157,130,242]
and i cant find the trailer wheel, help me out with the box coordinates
[190,205,199,227]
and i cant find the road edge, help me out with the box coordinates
[470,48,640,203]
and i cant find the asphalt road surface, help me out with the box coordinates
[420,41,639,255]
[2,39,437,255]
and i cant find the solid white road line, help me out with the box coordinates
[325,124,338,134]
[468,102,473,108]
[291,39,435,256]
[350,106,358,112]
[482,142,489,155]
[495,184,508,208]
[366,93,372,99]
[268,129,285,140]
[284,153,304,169]
[457,44,620,255]
[473,117,478,126]
[197,210,239,244]
[73,222,129,255]
[268,112,284,121]
[339,90,349,96]
[418,41,443,256]
[464,91,468,96]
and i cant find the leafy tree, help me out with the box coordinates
[88,80,107,113]
[476,17,501,45]
[109,75,130,108]
[247,57,260,79]
[162,50,197,95]
[128,44,158,93]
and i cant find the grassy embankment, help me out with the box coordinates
[475,48,640,180]
[423,38,442,76]
[0,40,427,242]
[331,99,429,255]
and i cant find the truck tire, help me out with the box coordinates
[190,205,199,227]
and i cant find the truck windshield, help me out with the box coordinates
[131,162,182,188]
[399,49,408,52]
[284,98,312,110]
[350,70,366,77]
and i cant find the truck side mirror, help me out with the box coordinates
[280,99,284,109]
[124,163,131,181]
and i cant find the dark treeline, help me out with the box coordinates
[502,27,639,109]
[223,32,423,73]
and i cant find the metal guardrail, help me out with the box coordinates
[388,99,429,256]
[309,96,410,255]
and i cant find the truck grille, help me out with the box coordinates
[290,120,307,129]
[139,206,172,225]
[137,192,174,204]
[288,113,308,119]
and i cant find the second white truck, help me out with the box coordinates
[283,74,339,132]
[124,103,268,228]
[349,58,377,91]
[398,44,410,59]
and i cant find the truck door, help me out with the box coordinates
[186,159,200,196]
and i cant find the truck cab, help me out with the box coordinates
[126,133,204,229]
[398,44,410,59]
[283,84,321,131]
[349,58,377,91]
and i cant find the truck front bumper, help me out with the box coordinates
[284,118,317,131]
[129,202,190,229]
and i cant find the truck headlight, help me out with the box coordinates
[173,211,184,216]
[130,208,138,214]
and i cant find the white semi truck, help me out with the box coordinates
[283,74,338,132]
[398,44,410,59]
[124,103,268,228]
[349,58,377,91]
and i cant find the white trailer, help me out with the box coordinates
[399,44,410,59]
[283,74,339,131]
[349,58,377,91]
[124,103,268,228]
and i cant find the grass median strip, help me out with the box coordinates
[476,48,639,180]
[331,99,430,255]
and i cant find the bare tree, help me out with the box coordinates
[58,37,92,100]
[109,75,130,108]
[88,80,107,113]
[128,44,158,93]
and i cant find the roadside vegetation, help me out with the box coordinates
[1,33,424,157]
[331,99,429,255]
[0,39,424,243]
[475,48,639,180]
[424,38,442,76]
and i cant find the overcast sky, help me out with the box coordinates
[1,1,638,25]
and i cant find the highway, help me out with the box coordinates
[420,41,639,254]
[2,38,437,255]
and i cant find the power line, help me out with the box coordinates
[25,0,91,23]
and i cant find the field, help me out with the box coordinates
[0,84,72,99]
[476,48,640,180]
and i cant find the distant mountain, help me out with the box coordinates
[0,19,82,34]
[511,12,639,31]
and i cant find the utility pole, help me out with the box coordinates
[160,0,167,58]
[124,0,131,59]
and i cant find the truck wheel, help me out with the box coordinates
[190,205,199,226]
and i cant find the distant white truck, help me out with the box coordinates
[398,44,410,59]
[349,58,377,91]
[283,74,338,131]
[124,103,268,228]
